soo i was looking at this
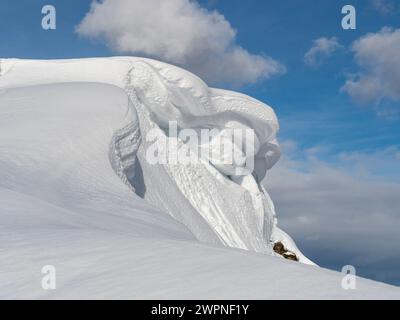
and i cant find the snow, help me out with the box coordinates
[0,57,399,299]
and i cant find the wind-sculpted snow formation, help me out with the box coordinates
[0,57,313,263]
[2,57,399,299]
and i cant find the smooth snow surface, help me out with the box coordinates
[0,57,399,299]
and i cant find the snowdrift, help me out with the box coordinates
[0,57,399,299]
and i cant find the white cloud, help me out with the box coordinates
[304,37,341,66]
[76,0,285,86]
[371,0,396,15]
[342,28,400,105]
[264,141,400,283]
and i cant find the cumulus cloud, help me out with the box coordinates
[264,141,400,285]
[304,37,341,66]
[76,0,285,86]
[342,28,400,106]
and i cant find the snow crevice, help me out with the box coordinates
[109,112,141,193]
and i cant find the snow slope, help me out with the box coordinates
[0,58,399,299]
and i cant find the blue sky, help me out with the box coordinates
[1,0,399,285]
[209,0,400,155]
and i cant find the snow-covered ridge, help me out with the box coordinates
[1,57,399,299]
[0,57,310,262]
